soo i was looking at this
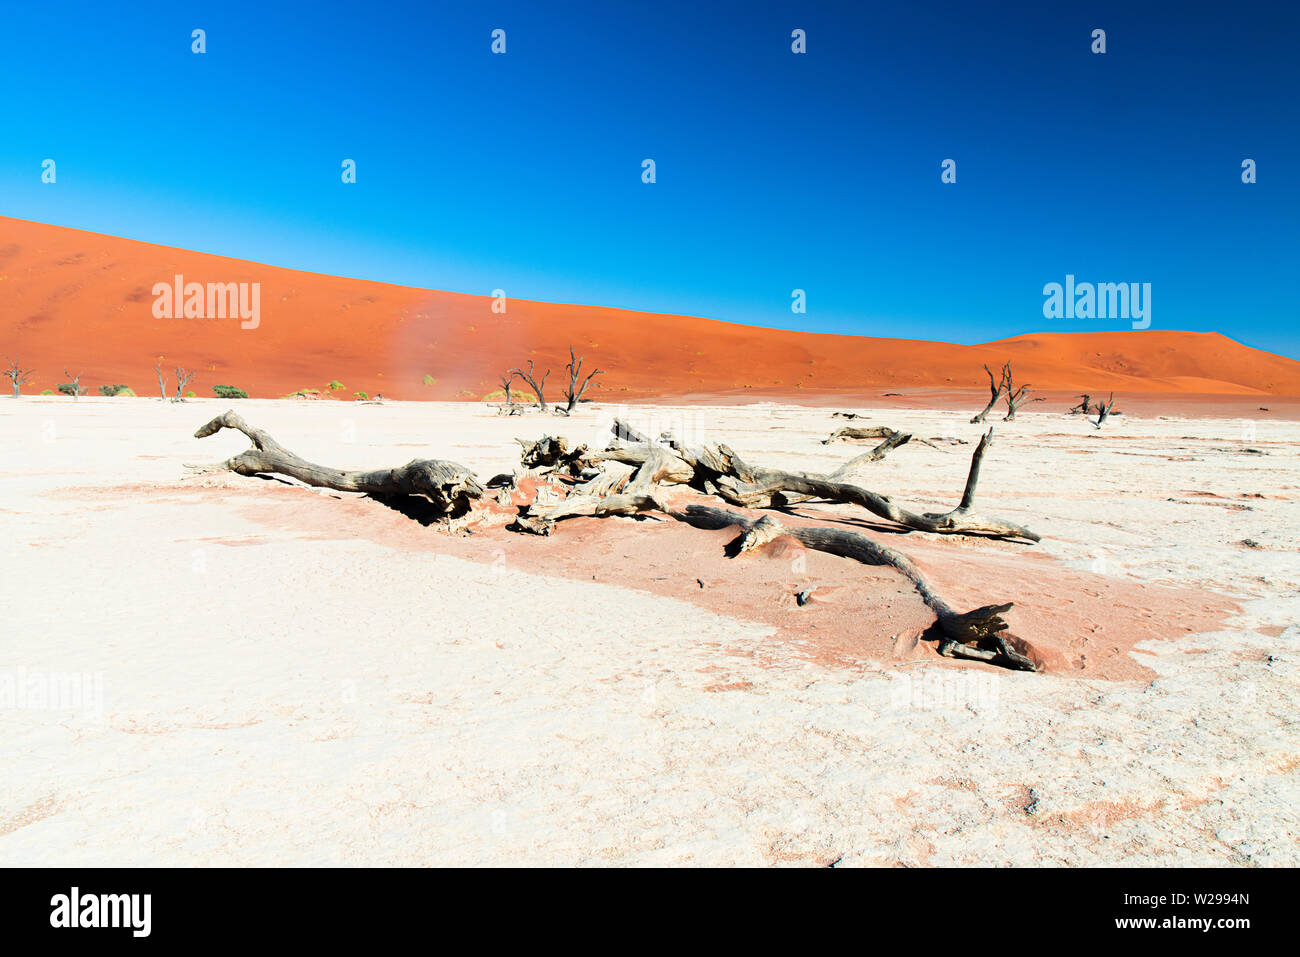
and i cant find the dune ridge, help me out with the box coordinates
[3,215,1298,400]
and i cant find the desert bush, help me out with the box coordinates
[422,374,437,386]
[327,380,343,391]
[212,384,249,399]
[482,388,537,404]
[40,388,54,395]
[99,384,132,396]
[58,383,86,396]
[353,391,368,400]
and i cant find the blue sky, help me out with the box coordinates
[2,0,1297,356]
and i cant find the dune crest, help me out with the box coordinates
[3,215,1298,400]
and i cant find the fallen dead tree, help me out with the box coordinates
[187,410,484,520]
[184,411,1042,671]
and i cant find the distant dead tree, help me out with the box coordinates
[155,361,169,400]
[510,360,550,413]
[62,368,84,399]
[1092,393,1117,429]
[971,363,1010,424]
[1068,394,1091,415]
[4,357,35,397]
[1001,365,1043,421]
[497,370,520,414]
[173,366,196,402]
[558,345,603,415]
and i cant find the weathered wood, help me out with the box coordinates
[4,357,36,397]
[1092,392,1117,429]
[971,363,1009,424]
[557,346,603,415]
[510,360,551,412]
[191,410,483,516]
[714,429,1040,541]
[670,506,1036,671]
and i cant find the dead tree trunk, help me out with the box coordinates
[5,358,35,397]
[1068,394,1091,415]
[155,362,169,400]
[673,506,1035,670]
[189,410,484,517]
[1092,393,1116,429]
[558,346,603,415]
[822,426,913,462]
[173,367,196,402]
[510,361,550,412]
[497,371,518,414]
[971,363,1009,424]
[63,368,83,400]
[711,430,1039,541]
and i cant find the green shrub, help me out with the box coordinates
[353,391,368,400]
[212,384,249,399]
[422,374,437,386]
[99,384,132,396]
[58,383,86,396]
[40,388,54,395]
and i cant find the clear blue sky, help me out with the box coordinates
[2,0,1296,356]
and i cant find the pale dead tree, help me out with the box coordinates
[1001,366,1044,421]
[188,410,483,520]
[189,410,1043,672]
[510,360,550,412]
[497,371,520,415]
[155,361,169,400]
[173,366,196,402]
[62,368,84,399]
[4,357,35,397]
[1068,394,1091,415]
[1092,392,1117,429]
[557,345,603,415]
[970,363,1009,424]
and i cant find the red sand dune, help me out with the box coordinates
[3,215,1299,401]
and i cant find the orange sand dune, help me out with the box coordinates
[3,215,1299,401]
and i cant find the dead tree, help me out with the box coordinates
[180,412,1043,671]
[1092,393,1116,429]
[510,360,550,413]
[62,368,83,400]
[1001,366,1044,421]
[497,371,519,414]
[558,346,603,415]
[1068,395,1091,415]
[173,367,196,402]
[188,410,484,519]
[971,363,1009,424]
[822,425,913,461]
[4,357,35,397]
[155,361,169,400]
[509,424,1038,670]
[676,507,1034,670]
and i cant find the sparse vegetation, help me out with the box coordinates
[422,374,437,386]
[213,384,250,399]
[353,391,368,400]
[327,380,343,392]
[99,384,134,396]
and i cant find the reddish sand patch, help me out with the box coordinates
[80,480,1239,681]
[4,216,1299,402]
